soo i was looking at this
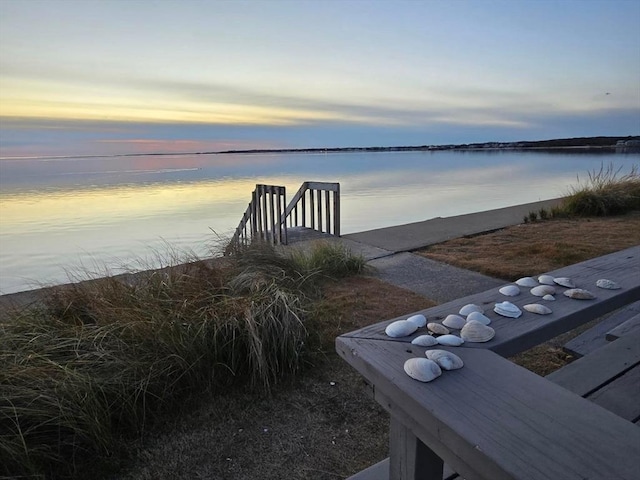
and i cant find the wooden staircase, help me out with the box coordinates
[227,181,340,252]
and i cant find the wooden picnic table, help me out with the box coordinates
[336,245,640,480]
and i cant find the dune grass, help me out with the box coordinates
[0,241,365,479]
[560,163,639,217]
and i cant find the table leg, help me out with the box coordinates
[389,415,444,480]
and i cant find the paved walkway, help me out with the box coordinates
[288,199,561,302]
[344,198,561,252]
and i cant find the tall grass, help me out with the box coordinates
[291,240,368,279]
[561,163,640,216]
[0,241,365,479]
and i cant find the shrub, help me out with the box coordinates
[561,163,640,216]
[292,241,367,279]
[1,240,367,479]
[550,205,567,219]
[538,208,549,220]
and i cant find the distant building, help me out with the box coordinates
[616,139,640,152]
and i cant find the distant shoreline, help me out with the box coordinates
[2,135,638,161]
[214,135,640,156]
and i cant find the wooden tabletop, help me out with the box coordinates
[338,245,640,480]
[337,337,640,480]
[341,245,640,357]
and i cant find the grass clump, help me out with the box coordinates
[0,240,365,479]
[292,241,367,279]
[561,163,640,216]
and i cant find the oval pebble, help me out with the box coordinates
[406,314,427,328]
[411,335,438,346]
[385,320,418,338]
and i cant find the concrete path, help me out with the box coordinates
[286,201,558,302]
[344,198,560,252]
[368,253,503,303]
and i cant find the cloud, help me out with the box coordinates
[5,60,637,132]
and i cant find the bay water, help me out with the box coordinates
[0,150,637,294]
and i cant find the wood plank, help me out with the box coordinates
[606,312,640,340]
[343,246,640,358]
[305,181,339,191]
[563,305,639,357]
[546,331,640,396]
[390,416,444,480]
[347,459,389,480]
[564,301,640,356]
[346,458,460,480]
[587,364,640,422]
[336,336,640,480]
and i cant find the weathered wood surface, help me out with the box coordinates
[548,330,640,422]
[606,311,640,340]
[347,458,460,480]
[336,336,640,480]
[563,300,640,356]
[284,181,340,235]
[547,330,640,396]
[343,246,640,357]
[563,304,638,357]
[588,365,640,422]
[389,416,444,480]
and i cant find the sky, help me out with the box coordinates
[1,0,639,158]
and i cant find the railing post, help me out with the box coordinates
[325,189,331,234]
[260,185,268,240]
[334,184,340,236]
[316,189,322,233]
[253,188,260,238]
[309,189,315,229]
[278,186,287,244]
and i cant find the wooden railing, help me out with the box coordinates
[228,184,287,251]
[284,182,340,236]
[227,181,340,252]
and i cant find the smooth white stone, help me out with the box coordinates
[554,277,575,288]
[442,314,466,329]
[385,320,418,338]
[411,335,438,346]
[515,277,538,287]
[466,311,492,325]
[459,303,484,316]
[436,334,464,346]
[538,275,556,285]
[406,314,427,328]
[523,303,552,315]
[531,285,556,297]
[499,285,520,296]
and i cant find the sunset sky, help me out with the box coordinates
[1,0,639,158]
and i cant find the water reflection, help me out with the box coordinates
[0,150,637,294]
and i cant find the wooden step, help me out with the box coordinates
[563,301,640,357]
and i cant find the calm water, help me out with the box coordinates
[0,150,637,294]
